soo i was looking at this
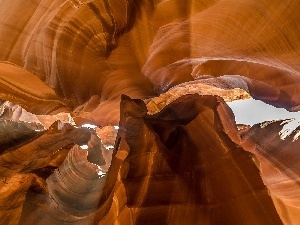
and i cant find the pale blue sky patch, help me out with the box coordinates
[227,98,300,140]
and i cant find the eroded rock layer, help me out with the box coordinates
[112,95,282,225]
[0,0,300,224]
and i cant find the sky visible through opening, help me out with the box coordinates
[227,98,300,140]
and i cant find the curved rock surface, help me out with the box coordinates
[0,0,300,224]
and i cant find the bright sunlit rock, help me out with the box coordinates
[82,124,97,129]
[97,170,106,178]
[80,144,88,150]
[104,145,114,150]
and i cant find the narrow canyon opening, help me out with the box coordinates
[228,98,300,140]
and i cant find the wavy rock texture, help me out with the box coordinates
[241,121,300,225]
[0,121,91,224]
[110,95,282,225]
[0,0,300,224]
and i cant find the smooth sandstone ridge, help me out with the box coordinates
[0,0,300,224]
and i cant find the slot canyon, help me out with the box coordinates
[0,0,300,224]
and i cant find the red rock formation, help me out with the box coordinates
[241,121,300,225]
[0,0,300,224]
